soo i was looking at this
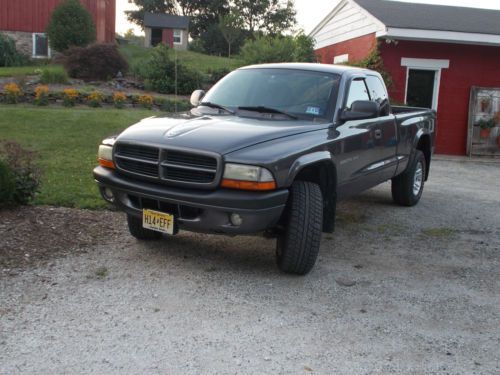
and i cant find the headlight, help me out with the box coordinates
[221,163,276,191]
[98,145,115,169]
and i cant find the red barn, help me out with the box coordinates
[0,0,115,58]
[310,0,500,156]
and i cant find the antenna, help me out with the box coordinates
[174,47,178,113]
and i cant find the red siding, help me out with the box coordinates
[315,33,377,64]
[380,41,500,155]
[0,0,115,42]
[162,29,174,48]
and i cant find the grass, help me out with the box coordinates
[0,64,64,78]
[0,105,154,209]
[119,44,242,74]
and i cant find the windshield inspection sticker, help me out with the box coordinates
[306,106,321,115]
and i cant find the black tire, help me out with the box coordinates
[276,181,323,275]
[391,150,426,206]
[127,214,162,240]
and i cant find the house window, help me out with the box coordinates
[333,54,349,64]
[173,29,182,44]
[32,33,50,58]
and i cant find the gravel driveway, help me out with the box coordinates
[1,159,499,374]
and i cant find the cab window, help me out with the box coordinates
[345,78,370,108]
[366,76,390,115]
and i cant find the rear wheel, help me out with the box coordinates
[127,214,162,240]
[276,181,323,275]
[391,150,426,206]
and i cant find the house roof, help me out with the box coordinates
[144,13,189,29]
[353,0,500,35]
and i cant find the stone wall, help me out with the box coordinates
[0,30,32,57]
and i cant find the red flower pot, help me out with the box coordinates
[480,128,491,139]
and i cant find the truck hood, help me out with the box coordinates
[116,115,328,155]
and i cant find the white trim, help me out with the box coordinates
[401,58,449,69]
[402,58,449,110]
[309,0,385,38]
[387,27,500,47]
[32,33,51,58]
[173,29,182,45]
[334,54,349,64]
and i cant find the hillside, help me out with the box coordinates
[119,44,242,74]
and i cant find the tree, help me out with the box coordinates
[127,0,229,37]
[126,0,178,28]
[46,0,96,52]
[240,34,316,65]
[233,0,296,35]
[218,11,243,58]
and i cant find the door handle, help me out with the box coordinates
[374,129,383,139]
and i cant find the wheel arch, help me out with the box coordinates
[414,132,432,180]
[286,152,337,232]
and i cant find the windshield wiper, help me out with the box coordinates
[199,102,235,114]
[237,106,298,120]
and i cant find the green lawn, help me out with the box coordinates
[0,64,64,78]
[0,105,154,209]
[119,44,242,74]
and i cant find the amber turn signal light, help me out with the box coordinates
[221,178,276,191]
[98,158,115,169]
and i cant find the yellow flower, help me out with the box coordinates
[138,94,154,109]
[34,85,49,100]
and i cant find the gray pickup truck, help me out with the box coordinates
[94,63,435,275]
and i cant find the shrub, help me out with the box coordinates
[63,43,128,80]
[87,90,104,107]
[137,45,202,95]
[113,91,127,109]
[34,85,50,106]
[40,68,68,84]
[0,141,41,206]
[46,0,96,52]
[3,82,22,104]
[240,34,317,65]
[206,67,231,85]
[0,159,16,207]
[0,34,28,67]
[157,98,191,112]
[138,94,153,109]
[347,46,392,87]
[62,88,79,106]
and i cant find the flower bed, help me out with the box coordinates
[0,83,191,112]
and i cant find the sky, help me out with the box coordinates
[115,0,500,35]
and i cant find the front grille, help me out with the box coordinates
[114,143,218,186]
[162,165,215,183]
[115,144,158,161]
[165,151,217,169]
[117,158,158,177]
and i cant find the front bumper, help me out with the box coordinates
[93,166,288,235]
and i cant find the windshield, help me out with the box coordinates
[199,68,341,121]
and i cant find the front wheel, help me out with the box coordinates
[127,214,162,240]
[391,150,426,206]
[276,181,323,275]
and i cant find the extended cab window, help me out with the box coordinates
[366,76,390,115]
[346,78,370,108]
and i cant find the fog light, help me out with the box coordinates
[229,213,243,226]
[102,187,114,202]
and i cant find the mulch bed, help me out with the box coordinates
[0,206,124,276]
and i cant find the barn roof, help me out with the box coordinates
[353,0,500,35]
[144,13,190,29]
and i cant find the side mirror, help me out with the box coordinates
[190,90,206,107]
[340,100,380,121]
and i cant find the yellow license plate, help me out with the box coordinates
[142,209,174,235]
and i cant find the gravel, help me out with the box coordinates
[1,159,499,374]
